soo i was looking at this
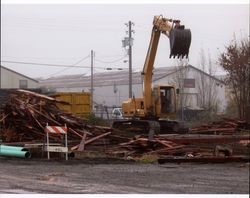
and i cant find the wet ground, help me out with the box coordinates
[0,157,249,194]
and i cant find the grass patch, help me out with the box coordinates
[134,154,159,163]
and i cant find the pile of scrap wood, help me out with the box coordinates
[108,119,249,160]
[189,118,250,135]
[0,89,10,113]
[0,89,249,162]
[0,89,112,147]
[107,133,250,160]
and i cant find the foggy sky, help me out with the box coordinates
[1,4,249,78]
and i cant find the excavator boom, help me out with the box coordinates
[143,15,191,117]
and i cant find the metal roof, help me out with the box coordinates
[38,65,224,89]
[39,66,180,89]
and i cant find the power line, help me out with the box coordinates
[1,55,89,60]
[95,55,127,64]
[1,60,89,68]
[48,55,90,77]
[1,60,125,70]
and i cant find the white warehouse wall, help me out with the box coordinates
[44,66,226,113]
[1,66,38,89]
[154,67,226,112]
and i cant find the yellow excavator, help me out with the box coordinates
[112,15,191,136]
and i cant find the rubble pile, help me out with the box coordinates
[0,89,249,162]
[190,118,250,135]
[107,133,249,161]
[0,89,111,145]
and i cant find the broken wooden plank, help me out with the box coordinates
[190,128,235,134]
[0,113,10,122]
[148,145,185,154]
[158,156,250,164]
[155,138,174,148]
[85,132,111,145]
[78,133,87,151]
[162,134,250,144]
[71,132,112,151]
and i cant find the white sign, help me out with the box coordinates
[44,146,68,153]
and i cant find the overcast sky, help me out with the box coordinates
[1,3,249,78]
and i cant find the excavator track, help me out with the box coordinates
[112,120,159,134]
[112,119,188,137]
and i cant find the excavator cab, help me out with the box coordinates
[169,26,191,58]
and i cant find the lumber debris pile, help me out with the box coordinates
[0,89,10,114]
[107,136,184,157]
[0,89,112,147]
[189,118,250,135]
[107,133,250,161]
[0,89,249,163]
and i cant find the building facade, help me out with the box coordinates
[39,65,226,113]
[0,65,38,89]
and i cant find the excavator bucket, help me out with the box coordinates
[169,28,191,58]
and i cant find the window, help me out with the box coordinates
[184,78,195,88]
[160,86,176,114]
[19,80,28,89]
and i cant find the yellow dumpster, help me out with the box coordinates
[52,92,91,117]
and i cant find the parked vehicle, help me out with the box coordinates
[111,108,123,119]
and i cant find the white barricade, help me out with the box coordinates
[44,124,68,160]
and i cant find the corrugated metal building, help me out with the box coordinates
[39,65,226,113]
[0,65,38,89]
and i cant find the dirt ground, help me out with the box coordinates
[0,157,249,194]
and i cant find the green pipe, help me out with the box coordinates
[0,145,31,158]
[0,145,28,152]
[0,149,31,158]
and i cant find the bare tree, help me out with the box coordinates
[169,59,196,120]
[170,55,220,121]
[197,48,207,109]
[219,37,250,119]
[171,59,188,109]
[196,48,219,113]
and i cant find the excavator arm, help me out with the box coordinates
[142,15,191,117]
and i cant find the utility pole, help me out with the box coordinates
[91,50,94,112]
[0,65,1,88]
[122,21,134,98]
[128,21,133,98]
